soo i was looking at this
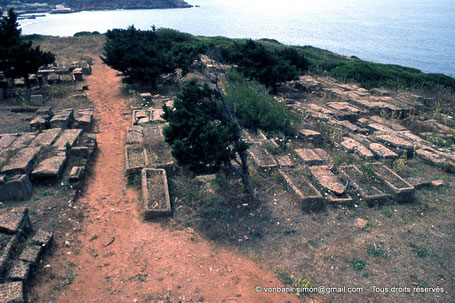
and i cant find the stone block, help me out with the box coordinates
[53,129,82,151]
[8,133,37,151]
[1,147,41,175]
[29,117,47,131]
[0,175,33,201]
[376,134,414,153]
[0,281,24,303]
[0,134,19,151]
[132,109,152,125]
[140,93,153,101]
[298,129,322,143]
[30,129,61,147]
[0,208,32,235]
[31,155,67,181]
[19,244,42,264]
[415,147,455,173]
[69,166,85,182]
[31,229,53,248]
[49,108,74,129]
[279,169,324,211]
[6,260,31,281]
[72,68,83,81]
[369,143,398,159]
[141,168,171,220]
[74,108,94,130]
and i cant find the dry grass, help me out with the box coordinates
[33,35,106,66]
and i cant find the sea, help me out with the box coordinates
[18,0,455,77]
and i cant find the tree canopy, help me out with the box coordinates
[162,80,242,173]
[0,9,55,88]
[102,26,201,88]
[220,39,309,91]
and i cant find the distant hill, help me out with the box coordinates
[1,0,192,11]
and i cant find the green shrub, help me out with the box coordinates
[225,71,298,136]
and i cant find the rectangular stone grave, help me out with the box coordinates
[133,109,152,125]
[31,155,67,181]
[369,163,415,202]
[141,168,171,220]
[30,129,61,147]
[369,143,397,160]
[279,169,324,210]
[309,165,352,204]
[0,175,33,201]
[1,147,41,175]
[340,137,374,160]
[0,234,15,276]
[376,134,414,153]
[295,148,325,166]
[0,134,19,151]
[19,244,42,264]
[53,129,82,151]
[0,281,23,303]
[339,165,389,206]
[29,117,47,131]
[0,208,32,236]
[368,122,395,134]
[31,229,53,247]
[74,108,94,130]
[126,126,144,145]
[6,260,31,281]
[275,155,293,167]
[143,125,163,141]
[49,108,74,129]
[298,129,322,143]
[415,147,455,173]
[72,68,83,81]
[69,166,85,182]
[8,133,37,151]
[248,144,278,170]
[144,139,175,173]
[125,145,146,177]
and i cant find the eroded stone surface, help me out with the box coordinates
[30,128,61,147]
[1,147,41,175]
[31,229,53,247]
[0,281,23,303]
[0,175,33,201]
[69,166,85,182]
[18,245,42,264]
[126,126,144,145]
[53,128,83,150]
[31,155,67,180]
[369,143,398,159]
[309,165,346,196]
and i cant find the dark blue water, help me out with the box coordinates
[19,0,455,77]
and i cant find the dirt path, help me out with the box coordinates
[33,62,299,302]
